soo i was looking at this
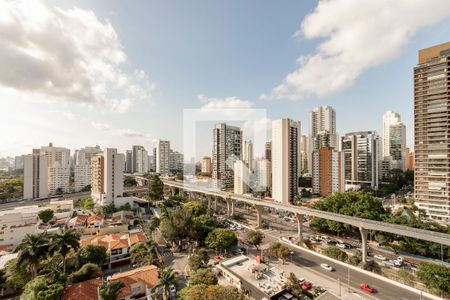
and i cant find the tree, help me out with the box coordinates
[310,191,386,235]
[151,267,177,300]
[184,201,208,217]
[51,228,81,273]
[245,230,265,250]
[68,263,101,284]
[160,208,194,251]
[417,263,450,295]
[148,175,164,200]
[348,250,362,266]
[117,202,132,211]
[192,214,219,244]
[287,272,303,297]
[189,268,218,286]
[130,242,158,266]
[77,245,107,267]
[80,197,94,211]
[323,246,348,262]
[22,276,63,300]
[179,284,241,300]
[38,209,54,224]
[99,281,125,300]
[16,233,49,277]
[3,259,31,291]
[269,243,290,264]
[188,248,209,271]
[205,228,237,252]
[124,176,137,187]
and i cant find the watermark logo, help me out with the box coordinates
[182,108,269,193]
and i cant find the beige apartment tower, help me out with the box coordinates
[414,41,450,223]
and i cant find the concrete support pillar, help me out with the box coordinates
[230,200,235,216]
[214,197,217,211]
[296,213,304,243]
[255,205,263,228]
[226,200,231,217]
[207,197,212,210]
[360,226,368,264]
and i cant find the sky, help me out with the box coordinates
[1,0,450,159]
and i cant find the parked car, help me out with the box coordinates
[383,260,395,267]
[297,278,306,284]
[374,254,386,261]
[320,263,333,271]
[410,265,420,272]
[359,283,376,293]
[301,282,312,290]
[336,243,347,249]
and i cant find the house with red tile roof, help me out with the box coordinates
[62,265,159,300]
[80,229,148,268]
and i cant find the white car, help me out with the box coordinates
[374,254,386,261]
[383,260,395,267]
[336,243,346,249]
[298,277,305,283]
[320,263,333,271]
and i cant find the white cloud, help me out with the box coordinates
[263,0,450,100]
[90,122,110,131]
[0,0,154,112]
[198,94,254,110]
[90,122,152,140]
[62,112,75,120]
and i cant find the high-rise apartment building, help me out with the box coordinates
[312,147,344,197]
[125,150,132,173]
[91,148,124,206]
[169,150,184,172]
[265,142,272,162]
[272,118,300,204]
[382,111,406,171]
[406,147,414,171]
[233,160,249,195]
[212,123,242,189]
[201,156,212,174]
[14,155,24,170]
[342,131,381,190]
[74,146,102,192]
[39,143,71,194]
[23,150,48,199]
[414,41,450,222]
[254,158,271,192]
[309,106,337,173]
[310,106,337,148]
[156,140,170,176]
[131,145,149,174]
[243,140,253,172]
[299,135,309,175]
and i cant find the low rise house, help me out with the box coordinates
[216,255,289,300]
[62,265,159,300]
[80,229,147,268]
[87,215,105,228]
[0,200,73,248]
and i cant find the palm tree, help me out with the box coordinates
[130,241,159,266]
[51,228,81,273]
[99,281,125,300]
[151,267,177,300]
[16,233,49,277]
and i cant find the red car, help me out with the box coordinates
[301,282,312,290]
[359,283,376,293]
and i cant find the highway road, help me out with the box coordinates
[239,228,433,300]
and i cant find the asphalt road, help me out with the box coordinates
[261,231,433,300]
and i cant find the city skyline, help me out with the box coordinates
[2,0,450,157]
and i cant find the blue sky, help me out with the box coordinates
[1,0,450,158]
